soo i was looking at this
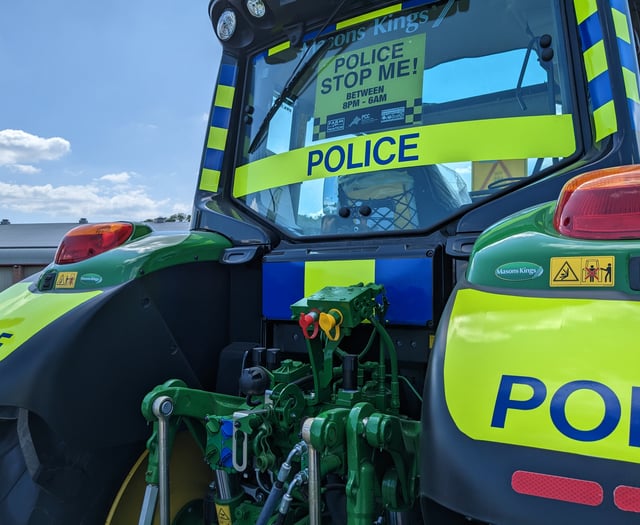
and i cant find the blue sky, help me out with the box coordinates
[0,1,221,223]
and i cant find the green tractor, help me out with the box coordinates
[2,0,640,523]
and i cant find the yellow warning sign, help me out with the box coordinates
[216,504,232,525]
[55,272,78,289]
[550,256,615,287]
[472,159,527,191]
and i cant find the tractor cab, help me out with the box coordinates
[196,0,579,245]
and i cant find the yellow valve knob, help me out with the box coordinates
[319,312,336,332]
[319,309,343,341]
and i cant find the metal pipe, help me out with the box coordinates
[152,396,174,525]
[302,418,321,525]
[215,470,233,501]
[308,446,321,525]
[137,485,158,525]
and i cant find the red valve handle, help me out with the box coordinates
[299,310,319,339]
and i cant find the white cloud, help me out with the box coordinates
[8,164,41,174]
[0,180,171,222]
[171,201,192,215]
[0,129,71,168]
[100,172,131,184]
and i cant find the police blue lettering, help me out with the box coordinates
[308,151,323,175]
[399,133,419,161]
[325,145,345,173]
[346,143,363,169]
[0,332,12,348]
[373,136,395,165]
[630,387,640,447]
[491,375,546,428]
[492,374,640,447]
[550,380,621,442]
[306,133,420,176]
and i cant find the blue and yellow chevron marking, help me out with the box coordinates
[199,62,238,192]
[262,258,433,325]
[610,0,640,130]
[575,0,618,141]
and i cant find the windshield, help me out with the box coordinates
[233,0,576,237]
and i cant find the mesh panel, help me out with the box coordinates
[343,189,418,231]
[339,172,418,232]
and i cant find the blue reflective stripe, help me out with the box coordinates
[589,70,614,110]
[263,262,305,320]
[579,13,603,50]
[618,39,638,72]
[203,148,224,172]
[211,106,232,129]
[402,0,439,8]
[262,258,433,325]
[303,26,336,42]
[376,257,433,324]
[219,63,238,87]
[302,30,321,42]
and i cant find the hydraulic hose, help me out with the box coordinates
[255,482,286,525]
[371,318,400,412]
[255,441,307,525]
[275,469,309,524]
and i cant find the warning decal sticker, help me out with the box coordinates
[216,504,232,525]
[55,272,78,289]
[550,256,614,287]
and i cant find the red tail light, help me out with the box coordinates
[55,222,134,264]
[553,166,640,240]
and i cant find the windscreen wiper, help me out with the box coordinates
[248,39,330,154]
[247,0,349,155]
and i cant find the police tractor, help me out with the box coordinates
[1,0,640,524]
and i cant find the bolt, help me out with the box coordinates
[361,417,369,437]
[159,399,173,416]
[152,396,174,417]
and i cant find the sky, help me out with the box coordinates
[0,1,221,224]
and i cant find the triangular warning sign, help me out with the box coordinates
[217,505,232,525]
[553,261,579,282]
